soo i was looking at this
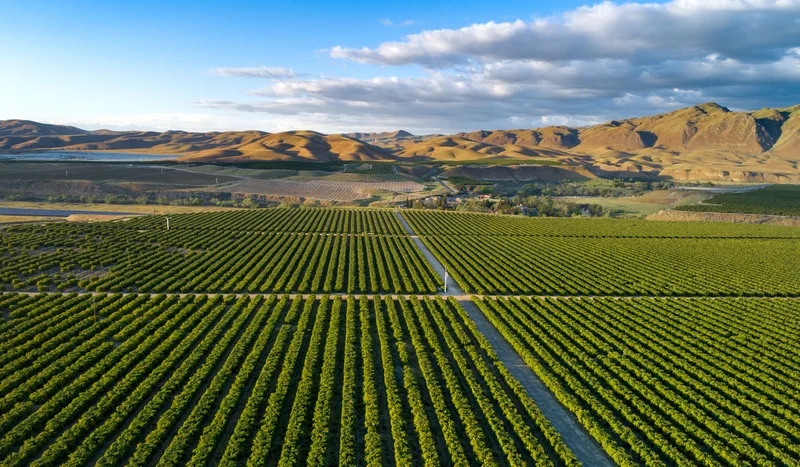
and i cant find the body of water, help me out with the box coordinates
[0,151,178,162]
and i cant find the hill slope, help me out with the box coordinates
[2,102,798,182]
[0,120,88,137]
[0,125,391,162]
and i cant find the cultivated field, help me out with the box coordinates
[0,210,437,294]
[402,210,800,237]
[0,162,238,185]
[1,207,799,466]
[476,296,800,466]
[0,294,577,466]
[223,179,424,201]
[677,184,800,216]
[403,211,800,296]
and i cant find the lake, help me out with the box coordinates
[0,151,178,162]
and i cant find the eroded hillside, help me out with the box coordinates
[2,102,799,182]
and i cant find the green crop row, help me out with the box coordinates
[0,293,577,466]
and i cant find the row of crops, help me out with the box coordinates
[420,234,800,296]
[0,227,439,294]
[0,293,579,466]
[122,208,406,233]
[676,185,800,217]
[402,210,800,238]
[4,208,800,296]
[474,296,800,466]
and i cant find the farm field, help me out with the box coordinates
[676,184,800,216]
[0,216,62,225]
[420,234,800,296]
[402,210,800,296]
[223,179,424,201]
[402,210,800,237]
[0,201,238,215]
[0,293,578,467]
[475,296,800,466]
[123,208,406,233]
[1,207,800,466]
[0,210,438,294]
[0,162,238,186]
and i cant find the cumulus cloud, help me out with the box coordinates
[204,0,800,133]
[212,66,302,79]
[332,0,800,67]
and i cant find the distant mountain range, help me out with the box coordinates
[2,102,799,182]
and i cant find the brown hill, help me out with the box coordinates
[1,102,799,182]
[0,120,88,137]
[413,103,800,182]
[345,130,414,140]
[0,126,391,162]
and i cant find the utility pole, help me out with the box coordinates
[166,217,170,231]
[444,266,448,294]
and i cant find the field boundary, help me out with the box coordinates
[395,209,614,466]
[458,299,614,466]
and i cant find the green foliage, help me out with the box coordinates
[0,293,579,465]
[477,296,800,466]
[0,209,438,294]
[676,185,800,216]
[405,210,800,296]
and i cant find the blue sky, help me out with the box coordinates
[1,0,798,134]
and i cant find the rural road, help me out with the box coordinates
[459,299,615,467]
[394,210,464,295]
[393,210,613,465]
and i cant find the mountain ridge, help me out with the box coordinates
[2,102,799,182]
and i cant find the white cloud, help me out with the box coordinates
[212,67,301,79]
[332,0,800,67]
[378,18,415,27]
[203,0,800,133]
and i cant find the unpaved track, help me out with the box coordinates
[396,208,614,466]
[459,299,614,466]
[393,210,464,295]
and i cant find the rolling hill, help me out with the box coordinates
[0,127,389,162]
[2,102,799,182]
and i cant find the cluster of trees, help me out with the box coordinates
[482,196,607,217]
[2,191,265,208]
[476,296,800,466]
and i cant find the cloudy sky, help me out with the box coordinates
[2,0,799,134]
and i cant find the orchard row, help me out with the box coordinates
[122,208,406,234]
[0,226,438,294]
[403,210,800,238]
[0,293,578,467]
[420,234,800,296]
[475,296,800,466]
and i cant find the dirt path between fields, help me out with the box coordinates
[393,210,464,295]
[394,209,613,465]
[458,299,614,466]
